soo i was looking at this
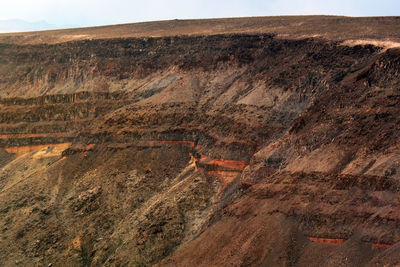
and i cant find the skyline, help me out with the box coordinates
[1,0,399,33]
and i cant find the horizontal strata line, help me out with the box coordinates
[207,159,248,171]
[307,237,346,244]
[2,140,251,171]
[3,143,72,154]
[307,237,392,248]
[0,132,68,139]
[149,140,197,147]
[371,243,392,249]
[106,141,250,170]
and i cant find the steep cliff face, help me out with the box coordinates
[0,19,399,266]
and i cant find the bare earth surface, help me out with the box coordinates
[0,16,399,266]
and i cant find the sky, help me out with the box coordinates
[0,0,399,32]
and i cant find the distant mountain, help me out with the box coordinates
[0,19,79,33]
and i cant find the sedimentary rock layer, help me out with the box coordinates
[0,22,399,266]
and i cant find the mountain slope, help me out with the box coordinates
[0,17,399,266]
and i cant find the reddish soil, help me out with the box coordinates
[207,159,248,171]
[372,243,392,249]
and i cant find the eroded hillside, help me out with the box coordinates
[0,18,400,266]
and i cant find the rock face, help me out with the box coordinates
[0,17,399,266]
